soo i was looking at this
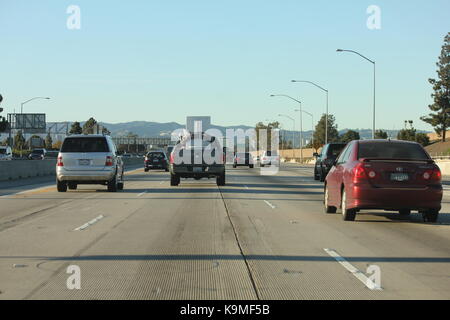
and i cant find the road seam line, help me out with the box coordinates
[218,186,261,300]
[324,248,382,291]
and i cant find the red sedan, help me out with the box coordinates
[324,140,442,222]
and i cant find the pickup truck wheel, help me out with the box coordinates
[249,164,254,168]
[107,175,118,192]
[144,168,149,172]
[170,174,180,186]
[216,174,225,186]
[423,209,439,223]
[117,182,124,191]
[57,180,67,192]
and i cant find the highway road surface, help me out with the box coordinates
[0,163,449,300]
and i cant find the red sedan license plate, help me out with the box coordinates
[390,173,409,182]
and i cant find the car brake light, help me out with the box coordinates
[105,156,113,166]
[169,153,174,164]
[353,163,367,183]
[423,168,441,182]
[434,168,442,181]
[57,156,64,167]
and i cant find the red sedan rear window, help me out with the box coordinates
[358,142,429,160]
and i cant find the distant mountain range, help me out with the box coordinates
[31,121,430,148]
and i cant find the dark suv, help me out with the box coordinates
[169,132,225,186]
[314,142,346,182]
[145,151,169,172]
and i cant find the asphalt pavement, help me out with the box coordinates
[0,163,449,300]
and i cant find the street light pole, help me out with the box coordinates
[278,114,295,160]
[20,97,50,114]
[291,80,328,144]
[336,49,376,139]
[296,109,314,149]
[270,94,303,163]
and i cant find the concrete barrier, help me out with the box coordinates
[0,157,145,181]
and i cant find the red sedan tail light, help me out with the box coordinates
[422,168,441,182]
[353,163,377,183]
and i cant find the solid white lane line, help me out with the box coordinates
[137,191,147,197]
[244,185,249,189]
[324,248,382,291]
[159,181,164,185]
[264,200,276,209]
[74,215,104,231]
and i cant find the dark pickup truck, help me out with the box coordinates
[169,132,225,186]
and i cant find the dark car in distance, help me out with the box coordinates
[145,151,169,172]
[314,143,347,182]
[324,140,442,222]
[28,148,46,160]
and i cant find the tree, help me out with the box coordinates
[374,130,388,139]
[313,114,339,148]
[415,133,430,146]
[102,127,111,135]
[14,130,25,150]
[340,130,360,143]
[421,32,450,142]
[69,121,82,135]
[45,133,53,149]
[255,121,281,150]
[82,118,97,134]
[82,118,110,135]
[52,140,63,150]
[397,128,416,141]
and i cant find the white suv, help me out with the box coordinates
[56,135,124,192]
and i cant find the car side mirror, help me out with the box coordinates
[313,152,319,158]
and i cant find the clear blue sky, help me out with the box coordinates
[1,0,449,132]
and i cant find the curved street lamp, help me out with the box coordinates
[291,80,328,144]
[336,49,376,139]
[278,113,296,160]
[295,109,314,149]
[270,94,303,162]
[21,97,50,114]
